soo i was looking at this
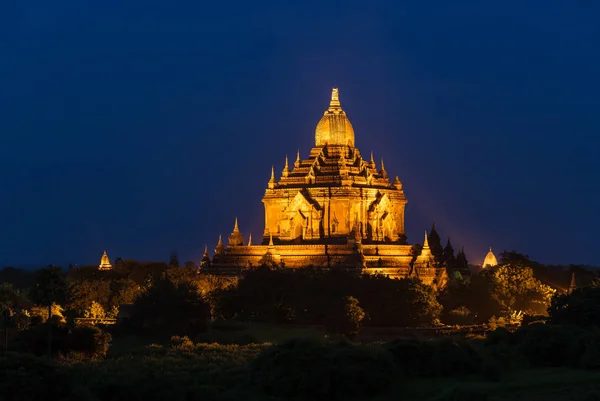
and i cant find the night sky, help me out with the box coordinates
[1,1,599,268]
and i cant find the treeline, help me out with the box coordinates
[0,251,597,357]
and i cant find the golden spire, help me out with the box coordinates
[370,151,375,168]
[393,176,403,190]
[215,234,225,255]
[268,165,276,189]
[233,217,240,232]
[295,150,301,168]
[203,244,208,256]
[329,88,341,109]
[423,231,429,248]
[282,155,290,178]
[380,158,388,179]
[248,233,252,246]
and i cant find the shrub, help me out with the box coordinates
[0,353,73,400]
[513,323,584,367]
[325,296,365,339]
[386,338,481,378]
[67,325,112,358]
[249,338,396,400]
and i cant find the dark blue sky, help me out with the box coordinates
[1,1,598,267]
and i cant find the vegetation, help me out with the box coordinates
[0,252,599,399]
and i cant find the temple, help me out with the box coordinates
[98,250,112,270]
[482,247,498,268]
[206,88,447,287]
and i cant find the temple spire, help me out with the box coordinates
[233,217,239,232]
[203,244,208,256]
[268,165,276,189]
[329,88,341,108]
[423,231,430,248]
[248,233,252,246]
[282,155,290,178]
[295,150,301,168]
[380,158,388,179]
[370,151,375,168]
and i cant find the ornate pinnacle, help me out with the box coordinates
[268,165,276,189]
[423,231,429,248]
[295,150,301,168]
[203,244,208,256]
[217,234,223,246]
[380,158,388,179]
[233,217,240,232]
[393,176,402,190]
[329,88,341,108]
[282,155,290,177]
[248,233,252,246]
[370,151,375,168]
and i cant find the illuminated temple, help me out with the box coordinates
[205,89,447,287]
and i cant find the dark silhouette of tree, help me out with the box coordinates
[30,266,67,356]
[326,296,365,338]
[169,251,180,268]
[131,277,210,336]
[548,285,600,327]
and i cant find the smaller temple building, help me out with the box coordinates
[482,247,498,268]
[99,251,112,270]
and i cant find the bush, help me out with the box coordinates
[249,338,396,400]
[385,338,481,378]
[67,325,112,358]
[0,353,74,400]
[512,323,584,367]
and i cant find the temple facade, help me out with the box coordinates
[206,89,447,287]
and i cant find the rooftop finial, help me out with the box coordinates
[203,244,208,255]
[217,234,223,246]
[329,88,341,108]
[282,155,290,177]
[268,165,276,189]
[248,233,252,246]
[295,150,301,168]
[233,217,239,232]
[423,231,429,248]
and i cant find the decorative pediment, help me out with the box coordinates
[288,189,320,213]
[369,192,392,212]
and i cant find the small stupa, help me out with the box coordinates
[482,247,498,268]
[98,250,113,270]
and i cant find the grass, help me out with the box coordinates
[382,368,600,400]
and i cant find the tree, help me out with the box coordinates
[326,296,365,338]
[169,251,180,268]
[548,286,600,327]
[131,277,210,336]
[0,283,31,352]
[83,301,106,319]
[30,266,67,356]
[481,264,555,316]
